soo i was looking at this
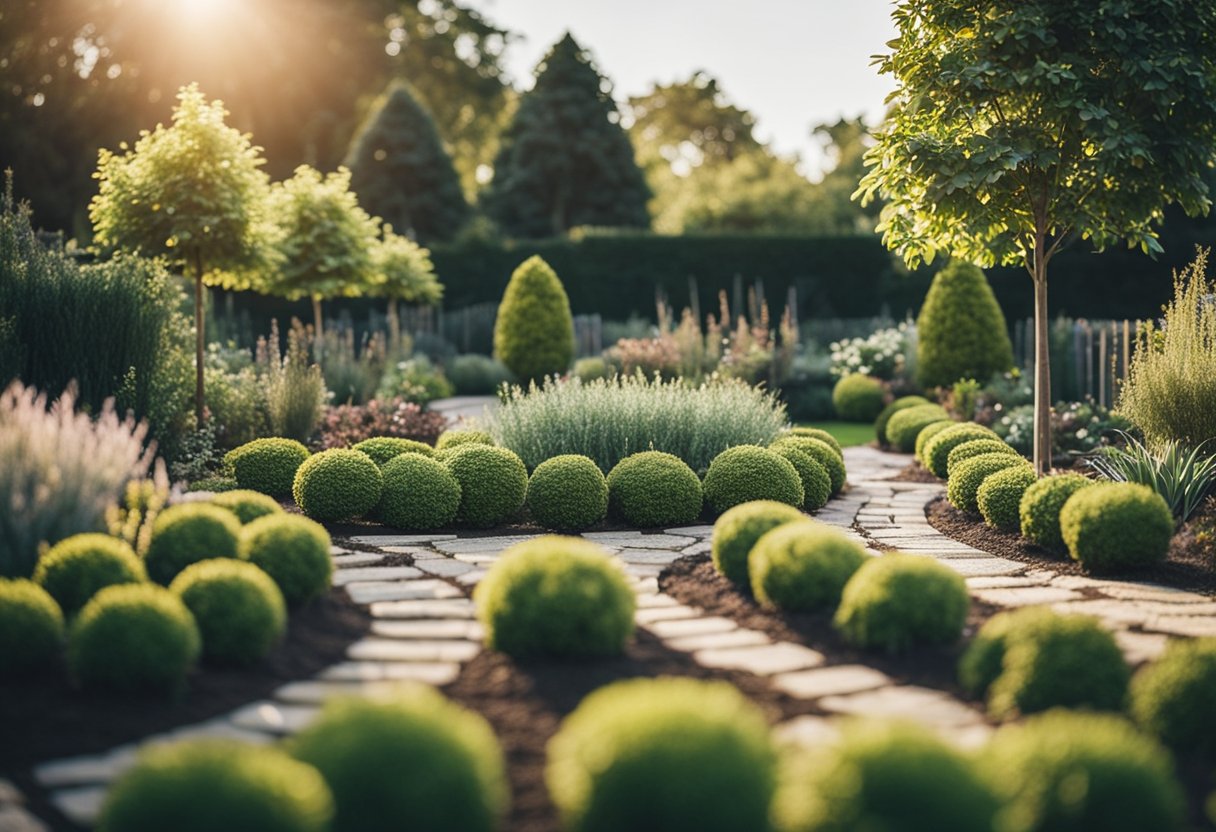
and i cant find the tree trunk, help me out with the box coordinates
[193,249,205,425]
[312,295,324,359]
[1031,240,1052,476]
[386,299,400,353]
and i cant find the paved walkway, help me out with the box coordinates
[428,395,498,427]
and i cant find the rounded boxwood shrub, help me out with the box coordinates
[209,490,284,525]
[1131,637,1216,757]
[239,515,332,607]
[945,437,1021,478]
[947,452,1030,513]
[922,422,998,478]
[292,449,383,522]
[443,444,529,528]
[749,520,867,612]
[831,374,885,422]
[144,503,241,585]
[435,429,494,452]
[774,720,1000,832]
[99,740,333,832]
[1019,473,1095,552]
[770,435,846,494]
[187,475,239,493]
[834,554,969,652]
[702,445,804,515]
[289,687,507,832]
[169,559,286,666]
[787,426,843,456]
[0,579,64,676]
[711,500,805,587]
[493,255,575,383]
[526,454,608,531]
[874,395,930,446]
[884,403,951,452]
[977,466,1038,531]
[914,418,955,465]
[771,446,832,511]
[473,536,635,657]
[606,451,703,528]
[376,453,461,530]
[915,260,1014,389]
[351,436,434,466]
[546,677,776,832]
[223,438,311,497]
[34,533,146,616]
[1060,482,1174,573]
[981,711,1183,832]
[69,584,200,693]
[958,607,1052,699]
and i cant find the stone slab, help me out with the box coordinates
[771,664,892,700]
[349,534,456,546]
[646,616,738,640]
[971,586,1083,607]
[818,685,982,728]
[369,599,475,619]
[371,619,483,640]
[663,628,771,652]
[332,566,423,586]
[634,605,700,625]
[693,642,825,675]
[319,661,461,685]
[346,637,480,663]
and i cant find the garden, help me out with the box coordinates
[3,0,1216,830]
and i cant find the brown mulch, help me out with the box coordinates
[887,459,941,482]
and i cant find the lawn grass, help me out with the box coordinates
[795,420,876,448]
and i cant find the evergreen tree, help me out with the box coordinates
[482,33,650,238]
[344,82,470,245]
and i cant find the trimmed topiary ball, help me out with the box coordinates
[884,403,951,453]
[223,438,311,497]
[34,533,146,616]
[144,503,242,585]
[606,451,703,528]
[209,490,284,525]
[1131,637,1216,757]
[945,437,1021,478]
[473,536,635,657]
[443,444,529,528]
[947,452,1030,513]
[292,449,383,522]
[749,520,867,612]
[526,455,608,532]
[922,422,998,478]
[435,429,495,452]
[703,445,804,515]
[711,500,805,587]
[787,426,843,456]
[0,579,64,676]
[547,677,776,832]
[1019,473,1095,552]
[834,554,968,652]
[376,454,461,530]
[914,419,955,465]
[770,436,846,495]
[169,559,286,666]
[981,711,1183,832]
[977,466,1039,531]
[771,446,832,511]
[69,584,200,693]
[832,374,885,422]
[1060,482,1174,573]
[493,255,575,384]
[351,436,435,466]
[874,395,930,447]
[958,607,1052,698]
[289,687,507,832]
[915,260,1014,389]
[239,515,333,607]
[99,740,333,832]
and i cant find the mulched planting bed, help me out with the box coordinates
[886,458,941,482]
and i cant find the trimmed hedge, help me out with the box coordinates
[834,554,969,652]
[1131,637,1216,758]
[443,444,529,528]
[144,504,242,585]
[351,437,435,465]
[711,500,805,587]
[976,466,1038,531]
[945,438,1021,478]
[377,453,462,530]
[702,445,803,515]
[786,426,843,455]
[749,520,866,612]
[1019,473,1095,552]
[874,395,930,446]
[239,515,333,606]
[769,435,846,494]
[606,451,703,528]
[1060,482,1174,572]
[884,403,950,452]
[770,445,832,511]
[0,579,64,676]
[209,490,284,525]
[435,430,494,452]
[915,260,1013,388]
[914,419,955,464]
[526,454,608,532]
[292,449,384,522]
[169,559,286,666]
[947,452,1030,514]
[34,533,146,616]
[921,422,998,478]
[493,255,575,383]
[224,438,311,497]
[832,374,885,422]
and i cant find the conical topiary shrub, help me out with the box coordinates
[493,255,575,384]
[916,261,1013,388]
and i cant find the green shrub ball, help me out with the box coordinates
[240,515,333,607]
[289,687,507,832]
[831,374,886,422]
[786,426,843,456]
[69,584,200,693]
[169,559,286,666]
[443,444,529,528]
[945,437,1021,478]
[98,740,333,832]
[874,395,930,446]
[526,455,608,531]
[771,446,832,511]
[702,445,804,515]
[292,449,383,522]
[770,436,846,494]
[473,536,635,658]
[223,438,311,497]
[0,579,64,676]
[435,429,494,452]
[914,419,955,465]
[144,503,242,585]
[1131,637,1216,757]
[1060,482,1175,572]
[606,451,703,528]
[376,453,461,530]
[922,422,998,478]
[977,466,1038,531]
[711,500,805,587]
[749,521,867,612]
[546,677,776,832]
[884,404,950,453]
[834,554,969,652]
[34,533,146,616]
[981,711,1183,832]
[915,260,1014,389]
[209,490,284,525]
[947,452,1029,514]
[351,436,435,466]
[1019,473,1094,552]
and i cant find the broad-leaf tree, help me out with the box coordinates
[857,0,1216,474]
[89,84,272,423]
[371,225,442,347]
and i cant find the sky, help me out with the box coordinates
[470,0,897,177]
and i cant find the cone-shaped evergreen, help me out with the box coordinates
[494,256,575,382]
[482,33,650,238]
[344,82,470,244]
[916,261,1014,388]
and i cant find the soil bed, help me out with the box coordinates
[885,458,940,482]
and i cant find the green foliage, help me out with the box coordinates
[34,533,146,617]
[370,227,442,307]
[169,559,286,666]
[376,454,461,531]
[831,374,885,422]
[292,449,383,522]
[884,403,950,452]
[947,453,1029,513]
[771,446,832,511]
[606,451,703,528]
[749,521,866,612]
[922,422,999,478]
[977,466,1038,531]
[913,262,1013,388]
[208,490,283,525]
[786,427,843,456]
[435,430,495,452]
[1131,637,1216,758]
[572,356,610,381]
[1018,473,1095,552]
[958,607,1047,699]
[259,322,327,442]
[239,515,332,607]
[1060,483,1174,572]
[834,554,968,652]
[446,355,513,395]
[874,395,929,446]
[144,503,241,585]
[99,740,333,832]
[224,438,311,498]
[769,436,846,495]
[946,438,1020,478]
[914,419,955,465]
[703,446,804,516]
[188,476,239,493]
[711,501,805,588]
[493,256,575,383]
[376,355,453,406]
[546,677,776,832]
[0,579,64,676]
[69,584,200,693]
[1087,431,1216,524]
[526,455,608,532]
[443,445,529,528]
[351,437,435,466]
[474,536,635,658]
